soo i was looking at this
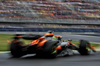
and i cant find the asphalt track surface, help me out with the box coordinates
[0,32,100,66]
[0,51,100,66]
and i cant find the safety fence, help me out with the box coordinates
[0,28,100,32]
[0,18,100,24]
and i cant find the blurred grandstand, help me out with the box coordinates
[0,0,100,32]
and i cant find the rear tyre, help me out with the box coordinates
[10,43,24,58]
[79,40,90,55]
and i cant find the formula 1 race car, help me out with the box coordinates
[9,32,96,58]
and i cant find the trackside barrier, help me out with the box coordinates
[0,28,100,32]
[0,18,100,24]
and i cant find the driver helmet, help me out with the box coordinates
[44,30,54,37]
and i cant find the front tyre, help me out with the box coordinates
[79,40,91,55]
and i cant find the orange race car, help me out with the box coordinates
[9,32,96,58]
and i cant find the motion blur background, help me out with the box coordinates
[0,0,100,32]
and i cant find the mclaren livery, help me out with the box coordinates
[8,32,96,58]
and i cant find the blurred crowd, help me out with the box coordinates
[0,0,100,21]
[0,23,100,29]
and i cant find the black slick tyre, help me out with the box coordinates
[79,40,90,55]
[10,42,24,58]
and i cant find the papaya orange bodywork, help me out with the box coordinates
[68,41,76,46]
[90,45,96,51]
[38,37,46,40]
[17,36,22,38]
[44,33,54,36]
[37,40,47,47]
[54,35,62,38]
[30,40,39,45]
[30,37,47,46]
[56,46,62,50]
[7,40,11,43]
